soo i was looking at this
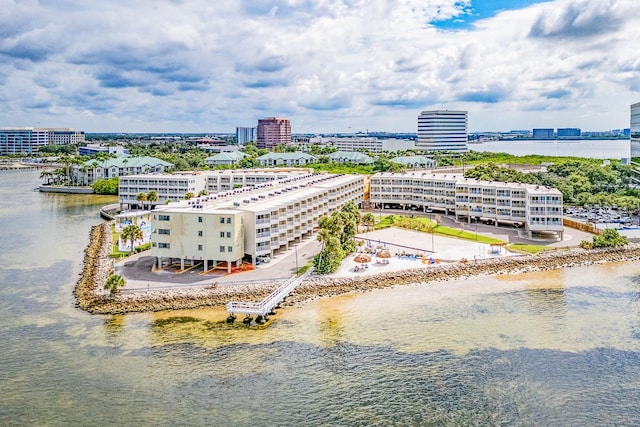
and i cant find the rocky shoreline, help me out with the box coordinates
[75,222,640,315]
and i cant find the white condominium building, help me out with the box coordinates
[417,110,468,152]
[119,172,207,209]
[119,168,315,209]
[150,174,365,272]
[370,172,563,239]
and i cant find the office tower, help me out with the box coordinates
[417,110,468,152]
[257,117,291,149]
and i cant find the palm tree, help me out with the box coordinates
[40,169,53,185]
[198,189,208,197]
[362,212,375,231]
[121,224,143,252]
[104,274,126,295]
[147,190,158,210]
[136,192,147,210]
[184,192,195,200]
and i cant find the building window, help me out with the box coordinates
[198,244,203,251]
[198,230,203,237]
[226,231,231,238]
[158,214,170,221]
[198,216,203,223]
[158,229,170,235]
[220,231,225,238]
[220,217,225,224]
[228,246,233,252]
[226,217,231,224]
[159,243,170,249]
[220,246,225,252]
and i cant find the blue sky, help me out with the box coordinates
[0,0,639,133]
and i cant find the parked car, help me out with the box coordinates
[256,255,271,263]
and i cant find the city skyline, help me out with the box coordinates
[1,0,639,134]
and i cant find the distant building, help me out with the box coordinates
[327,151,374,165]
[532,128,555,140]
[74,156,173,186]
[631,102,640,157]
[308,136,415,153]
[416,110,468,152]
[557,128,581,138]
[257,117,291,149]
[204,151,246,167]
[236,127,256,145]
[390,155,436,169]
[257,152,316,167]
[78,144,127,157]
[0,127,85,155]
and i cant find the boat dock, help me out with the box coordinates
[226,269,312,318]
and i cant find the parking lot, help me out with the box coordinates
[565,205,636,226]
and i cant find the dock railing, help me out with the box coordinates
[226,269,313,316]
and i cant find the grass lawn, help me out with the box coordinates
[375,214,505,245]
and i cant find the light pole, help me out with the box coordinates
[294,244,299,276]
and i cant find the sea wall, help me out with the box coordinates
[75,223,640,315]
[39,185,94,194]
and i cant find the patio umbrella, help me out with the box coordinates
[375,249,391,264]
[354,254,372,266]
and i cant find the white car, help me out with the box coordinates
[256,256,271,263]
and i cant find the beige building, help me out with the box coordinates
[151,173,364,271]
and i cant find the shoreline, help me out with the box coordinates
[75,222,640,315]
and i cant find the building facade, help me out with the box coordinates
[631,102,640,158]
[257,152,317,167]
[369,172,563,239]
[76,156,174,187]
[308,136,416,153]
[532,128,555,139]
[150,173,365,271]
[119,168,315,209]
[236,127,256,145]
[557,128,581,138]
[417,110,468,152]
[0,127,85,155]
[257,117,291,149]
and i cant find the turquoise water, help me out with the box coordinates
[2,170,640,426]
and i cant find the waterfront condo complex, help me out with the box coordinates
[149,173,364,271]
[369,172,564,239]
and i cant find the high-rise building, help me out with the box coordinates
[417,110,468,152]
[236,127,256,145]
[631,102,640,158]
[256,117,291,149]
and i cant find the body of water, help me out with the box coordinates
[2,170,640,426]
[472,139,630,159]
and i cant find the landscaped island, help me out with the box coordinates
[75,222,640,315]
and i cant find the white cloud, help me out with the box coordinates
[0,0,639,133]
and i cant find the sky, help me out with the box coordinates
[1,0,639,134]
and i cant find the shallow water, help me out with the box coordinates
[2,170,640,426]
